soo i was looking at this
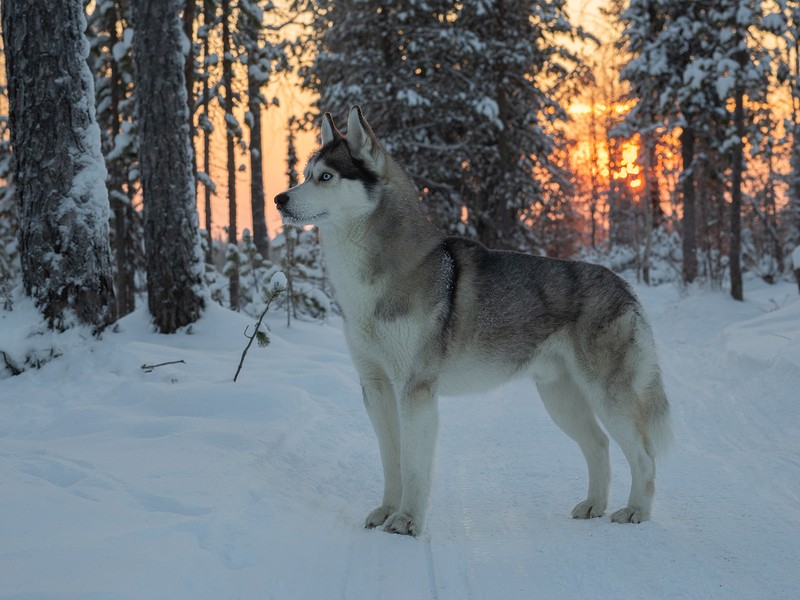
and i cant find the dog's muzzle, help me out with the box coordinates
[274,193,290,210]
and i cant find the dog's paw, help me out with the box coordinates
[383,512,419,536]
[364,506,394,529]
[610,506,649,524]
[571,499,606,519]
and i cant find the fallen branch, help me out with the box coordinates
[141,360,186,373]
[233,273,286,382]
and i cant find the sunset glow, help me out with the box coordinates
[567,104,643,191]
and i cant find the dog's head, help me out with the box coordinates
[274,106,386,228]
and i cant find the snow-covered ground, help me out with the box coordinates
[1,278,799,599]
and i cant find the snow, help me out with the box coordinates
[106,122,136,162]
[1,279,799,599]
[267,271,287,294]
[762,11,787,34]
[683,59,709,90]
[69,11,111,233]
[396,88,430,108]
[473,96,502,129]
[112,28,134,63]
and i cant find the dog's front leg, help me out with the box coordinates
[384,380,439,537]
[361,370,403,529]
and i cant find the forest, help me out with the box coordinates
[1,0,799,344]
[3,3,800,596]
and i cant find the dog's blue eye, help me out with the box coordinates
[320,172,332,182]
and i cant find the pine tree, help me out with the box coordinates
[613,0,666,274]
[283,116,299,325]
[237,228,266,313]
[455,0,580,251]
[305,1,465,236]
[183,0,198,192]
[781,1,800,250]
[0,43,17,290]
[238,0,284,263]
[277,117,330,324]
[87,0,141,317]
[0,104,17,292]
[305,1,582,251]
[2,0,116,331]
[622,0,780,293]
[132,0,204,332]
[197,0,217,264]
[220,0,240,309]
[620,0,730,285]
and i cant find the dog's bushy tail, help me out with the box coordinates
[631,311,673,458]
[646,372,674,458]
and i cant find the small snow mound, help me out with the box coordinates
[723,297,800,374]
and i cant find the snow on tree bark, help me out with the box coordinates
[2,0,116,331]
[132,0,204,333]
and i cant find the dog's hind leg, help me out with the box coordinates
[595,393,656,524]
[360,367,403,529]
[589,316,667,524]
[535,369,611,519]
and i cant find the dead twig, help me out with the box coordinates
[141,360,186,373]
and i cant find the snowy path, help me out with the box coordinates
[1,280,799,599]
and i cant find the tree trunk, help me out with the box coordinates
[680,125,698,284]
[494,66,516,250]
[285,119,299,326]
[248,67,270,261]
[730,81,745,301]
[133,0,204,333]
[183,0,198,199]
[107,3,136,318]
[588,89,600,250]
[2,0,116,331]
[642,130,654,285]
[221,0,239,308]
[791,25,800,245]
[201,0,214,264]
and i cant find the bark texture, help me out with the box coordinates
[2,0,116,331]
[248,68,270,262]
[133,0,204,333]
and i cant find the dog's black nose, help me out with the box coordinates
[274,193,290,207]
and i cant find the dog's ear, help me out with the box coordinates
[321,112,341,146]
[346,106,384,172]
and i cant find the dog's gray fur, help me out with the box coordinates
[275,106,672,536]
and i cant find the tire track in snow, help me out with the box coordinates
[423,538,439,600]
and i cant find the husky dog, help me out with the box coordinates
[275,106,672,537]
